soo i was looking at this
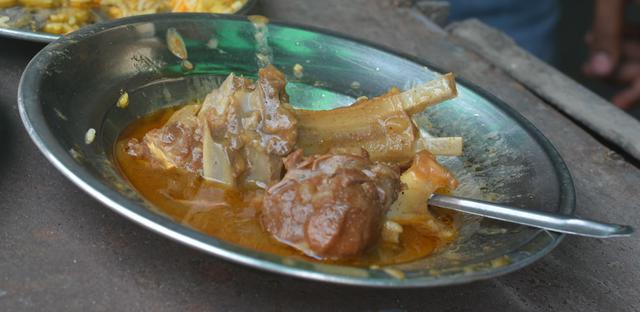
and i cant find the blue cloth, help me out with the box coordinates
[448,0,559,63]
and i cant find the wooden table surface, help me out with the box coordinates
[1,0,638,311]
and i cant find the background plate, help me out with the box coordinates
[0,0,255,43]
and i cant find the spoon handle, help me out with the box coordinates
[429,194,634,238]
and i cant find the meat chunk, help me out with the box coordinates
[199,64,297,188]
[127,65,298,188]
[127,104,203,173]
[261,149,401,259]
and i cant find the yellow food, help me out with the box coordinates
[43,7,92,34]
[18,0,60,8]
[69,0,98,8]
[116,91,129,109]
[0,0,17,9]
[171,0,243,13]
[101,0,171,19]
[1,0,247,34]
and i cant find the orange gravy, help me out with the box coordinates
[114,107,457,266]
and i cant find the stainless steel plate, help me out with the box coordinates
[18,13,575,287]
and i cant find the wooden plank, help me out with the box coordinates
[447,19,640,162]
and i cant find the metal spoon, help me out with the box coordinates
[429,194,634,238]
